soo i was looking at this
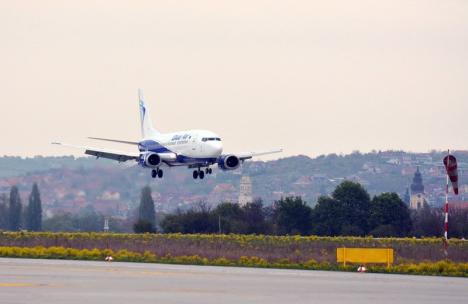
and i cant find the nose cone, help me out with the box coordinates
[209,142,223,156]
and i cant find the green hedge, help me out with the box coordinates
[0,246,466,277]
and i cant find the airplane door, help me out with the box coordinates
[191,135,199,152]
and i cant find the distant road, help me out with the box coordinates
[0,258,466,304]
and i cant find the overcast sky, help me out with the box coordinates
[1,1,467,159]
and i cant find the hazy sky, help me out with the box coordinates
[1,1,467,159]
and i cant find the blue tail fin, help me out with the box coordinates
[138,89,160,138]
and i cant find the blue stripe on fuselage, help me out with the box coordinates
[139,140,171,154]
[173,155,217,167]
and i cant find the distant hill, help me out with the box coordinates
[0,151,466,218]
[0,156,114,178]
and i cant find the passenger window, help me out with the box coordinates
[202,137,221,141]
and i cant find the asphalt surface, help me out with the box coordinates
[0,258,466,304]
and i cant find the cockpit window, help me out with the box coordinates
[202,137,222,142]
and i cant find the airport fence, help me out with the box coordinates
[0,232,466,264]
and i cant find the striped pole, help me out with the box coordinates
[443,150,449,257]
[442,151,460,257]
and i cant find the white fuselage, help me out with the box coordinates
[139,129,223,166]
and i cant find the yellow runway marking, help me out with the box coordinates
[0,282,38,287]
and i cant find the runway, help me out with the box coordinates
[0,258,466,304]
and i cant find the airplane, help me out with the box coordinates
[53,90,282,180]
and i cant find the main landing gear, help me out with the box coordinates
[193,170,204,179]
[151,168,163,179]
[193,167,213,179]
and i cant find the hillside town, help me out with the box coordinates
[0,150,467,221]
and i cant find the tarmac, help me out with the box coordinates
[0,258,466,304]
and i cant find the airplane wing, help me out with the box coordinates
[236,148,283,160]
[88,137,139,145]
[52,142,139,162]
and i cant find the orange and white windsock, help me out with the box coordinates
[443,155,459,195]
[442,153,458,245]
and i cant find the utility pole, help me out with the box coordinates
[104,217,109,232]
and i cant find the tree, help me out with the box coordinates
[331,181,371,235]
[410,204,442,237]
[368,224,397,237]
[26,183,42,231]
[449,208,468,238]
[0,194,8,230]
[273,196,313,235]
[133,220,156,233]
[41,209,111,232]
[42,213,77,232]
[312,181,371,236]
[75,206,103,232]
[214,202,244,234]
[161,202,217,234]
[180,208,216,233]
[312,196,344,236]
[403,188,410,206]
[160,211,185,233]
[242,199,269,234]
[369,192,412,237]
[134,186,156,233]
[8,186,22,231]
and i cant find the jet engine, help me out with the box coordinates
[142,152,161,168]
[217,155,240,170]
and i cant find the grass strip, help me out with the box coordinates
[0,246,466,277]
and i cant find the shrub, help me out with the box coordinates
[133,220,156,234]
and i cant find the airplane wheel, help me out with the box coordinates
[193,170,198,179]
[199,171,205,179]
[208,168,212,174]
[151,170,157,178]
[158,169,163,178]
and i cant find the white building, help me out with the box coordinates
[238,175,253,206]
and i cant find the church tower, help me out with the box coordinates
[238,175,253,206]
[410,167,427,209]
